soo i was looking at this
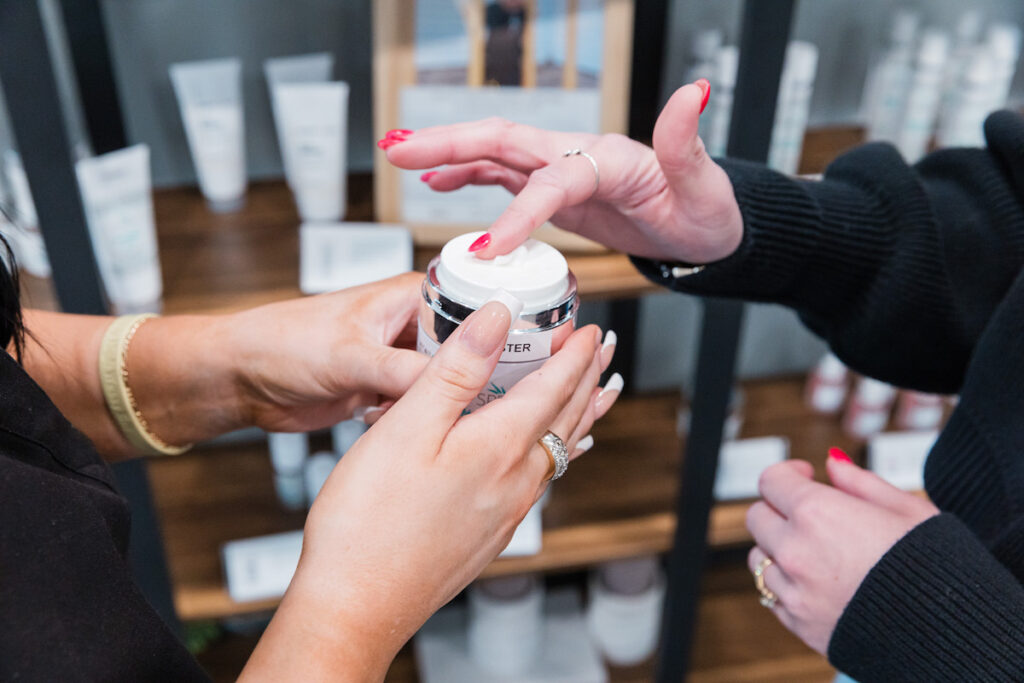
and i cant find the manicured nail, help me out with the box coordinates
[828,446,853,464]
[459,289,523,356]
[600,372,624,398]
[468,233,491,253]
[387,128,413,139]
[377,138,400,150]
[601,330,617,351]
[421,171,438,182]
[352,405,384,423]
[576,434,594,453]
[695,78,711,114]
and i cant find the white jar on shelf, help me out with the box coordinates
[586,556,665,666]
[467,574,544,676]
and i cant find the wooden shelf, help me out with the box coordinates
[151,375,873,622]
[153,175,656,316]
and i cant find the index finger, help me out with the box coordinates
[757,459,819,518]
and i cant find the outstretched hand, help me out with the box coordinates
[746,452,939,655]
[383,80,743,265]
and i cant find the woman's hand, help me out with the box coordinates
[241,298,618,680]
[746,452,939,655]
[383,81,742,264]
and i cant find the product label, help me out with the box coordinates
[417,321,553,414]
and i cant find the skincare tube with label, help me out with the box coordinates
[272,82,349,221]
[843,377,896,439]
[896,30,950,162]
[768,41,818,175]
[2,150,51,278]
[169,58,247,212]
[805,352,849,415]
[76,144,163,314]
[267,432,310,510]
[705,45,739,158]
[264,53,335,183]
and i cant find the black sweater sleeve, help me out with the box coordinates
[632,110,1024,394]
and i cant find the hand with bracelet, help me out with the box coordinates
[4,264,620,679]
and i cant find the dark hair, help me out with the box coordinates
[0,229,25,361]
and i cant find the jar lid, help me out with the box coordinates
[437,231,570,313]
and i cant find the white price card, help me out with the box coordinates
[713,437,790,501]
[867,430,938,491]
[222,530,303,603]
[299,222,412,294]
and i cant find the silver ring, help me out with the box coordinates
[539,430,569,480]
[561,148,600,198]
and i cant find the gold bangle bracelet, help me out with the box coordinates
[99,314,192,456]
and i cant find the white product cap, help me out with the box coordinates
[693,29,723,61]
[856,377,896,405]
[917,30,950,67]
[891,10,920,48]
[331,419,368,455]
[816,352,848,381]
[476,575,539,601]
[785,41,819,82]
[267,432,310,474]
[716,45,740,86]
[438,232,569,313]
[987,23,1022,62]
[304,452,338,505]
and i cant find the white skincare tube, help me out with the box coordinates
[271,82,349,221]
[936,11,982,143]
[896,30,949,162]
[331,419,367,456]
[76,145,163,313]
[2,150,51,278]
[304,452,338,508]
[864,10,919,143]
[169,58,246,212]
[264,53,335,183]
[983,23,1022,116]
[768,41,818,175]
[705,45,739,158]
[267,432,310,510]
[937,47,994,148]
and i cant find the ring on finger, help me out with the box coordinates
[753,556,779,608]
[561,148,600,198]
[539,430,569,481]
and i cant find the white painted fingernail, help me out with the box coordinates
[600,372,624,397]
[576,434,594,453]
[352,406,383,424]
[602,329,617,351]
[485,288,524,320]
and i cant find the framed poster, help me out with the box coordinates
[373,0,634,249]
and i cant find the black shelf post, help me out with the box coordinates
[0,0,182,639]
[656,1,796,680]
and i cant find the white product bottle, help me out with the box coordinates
[864,10,919,143]
[983,23,1022,117]
[169,58,247,212]
[587,556,665,666]
[936,11,982,144]
[705,45,739,158]
[331,418,367,456]
[768,41,818,175]
[894,391,945,431]
[843,377,896,439]
[937,46,995,148]
[2,150,51,278]
[267,432,310,511]
[468,575,544,676]
[805,352,849,415]
[76,144,163,314]
[895,30,949,163]
[303,451,338,507]
[685,28,723,84]
[418,232,578,414]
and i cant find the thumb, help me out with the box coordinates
[377,291,523,446]
[652,80,718,206]
[826,448,912,512]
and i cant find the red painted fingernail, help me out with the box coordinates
[420,171,438,182]
[377,138,399,150]
[828,447,853,464]
[695,78,711,114]
[387,128,413,138]
[468,233,491,252]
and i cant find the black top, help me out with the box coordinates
[634,110,1024,680]
[0,352,208,681]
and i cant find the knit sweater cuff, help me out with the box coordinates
[631,153,918,324]
[829,513,1024,681]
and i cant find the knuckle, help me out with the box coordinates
[427,358,483,403]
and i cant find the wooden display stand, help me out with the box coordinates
[372,0,634,251]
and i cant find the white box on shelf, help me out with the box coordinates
[713,436,790,501]
[867,430,939,491]
[299,222,412,294]
[221,530,303,603]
